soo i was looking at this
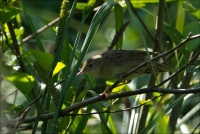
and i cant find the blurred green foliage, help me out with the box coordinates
[1,0,200,133]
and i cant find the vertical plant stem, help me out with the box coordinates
[49,0,78,132]
[136,0,166,133]
[7,21,38,104]
[168,44,200,133]
[167,1,186,133]
[7,21,26,72]
[32,88,48,134]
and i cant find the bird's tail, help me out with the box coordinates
[145,61,176,73]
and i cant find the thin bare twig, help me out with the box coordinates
[1,89,18,101]
[191,122,200,134]
[41,94,163,116]
[22,17,60,43]
[157,50,200,87]
[12,95,42,119]
[129,1,155,45]
[7,107,30,133]
[107,20,130,50]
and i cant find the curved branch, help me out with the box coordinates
[1,87,200,126]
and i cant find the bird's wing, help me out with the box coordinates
[145,62,176,73]
[102,50,155,63]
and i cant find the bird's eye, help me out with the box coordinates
[88,63,93,68]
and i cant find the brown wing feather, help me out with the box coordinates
[100,50,154,76]
[101,50,155,64]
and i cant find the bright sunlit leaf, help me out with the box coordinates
[53,62,66,76]
[1,68,34,95]
[76,3,88,10]
[139,99,153,106]
[106,81,126,93]
[191,9,200,19]
[156,114,170,133]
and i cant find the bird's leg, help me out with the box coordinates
[103,88,110,98]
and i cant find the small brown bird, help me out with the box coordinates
[77,50,175,80]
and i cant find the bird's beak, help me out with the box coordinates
[77,69,83,76]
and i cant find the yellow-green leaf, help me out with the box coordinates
[139,99,153,106]
[53,62,66,76]
[1,68,34,95]
[106,81,125,93]
[0,4,22,24]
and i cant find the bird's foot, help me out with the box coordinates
[103,88,110,99]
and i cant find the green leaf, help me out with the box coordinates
[186,65,200,73]
[176,103,200,128]
[108,116,118,133]
[164,25,190,59]
[191,81,200,88]
[53,62,66,76]
[106,81,125,93]
[0,3,22,24]
[1,68,34,95]
[14,27,24,39]
[182,1,196,12]
[183,22,200,52]
[2,27,25,53]
[51,1,117,132]
[139,99,153,106]
[30,50,54,72]
[82,0,96,20]
[140,95,187,134]
[130,1,146,8]
[114,3,123,49]
[76,3,88,10]
[74,105,93,134]
[164,25,184,44]
[190,9,200,19]
[129,0,174,8]
[185,60,200,73]
[156,113,170,133]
